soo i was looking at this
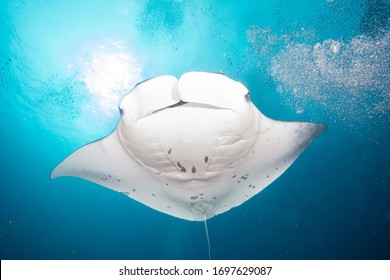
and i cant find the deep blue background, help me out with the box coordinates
[0,0,389,259]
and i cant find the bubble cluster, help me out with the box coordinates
[271,31,389,123]
[247,25,389,129]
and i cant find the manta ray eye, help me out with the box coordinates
[245,92,250,102]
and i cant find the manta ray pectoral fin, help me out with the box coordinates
[50,131,198,220]
[216,112,327,216]
[50,132,144,192]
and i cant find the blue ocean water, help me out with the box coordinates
[0,0,389,260]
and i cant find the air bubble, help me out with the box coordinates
[248,25,390,130]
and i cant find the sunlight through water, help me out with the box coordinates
[78,43,142,117]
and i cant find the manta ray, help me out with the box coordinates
[51,71,326,222]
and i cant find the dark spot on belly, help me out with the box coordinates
[177,162,182,168]
[192,166,196,173]
[180,167,186,173]
[168,148,172,154]
[204,156,209,163]
[190,196,198,200]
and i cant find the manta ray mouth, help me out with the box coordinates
[151,100,188,114]
[143,100,232,119]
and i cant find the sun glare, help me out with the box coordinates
[78,44,142,116]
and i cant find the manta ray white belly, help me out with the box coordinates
[51,71,326,221]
